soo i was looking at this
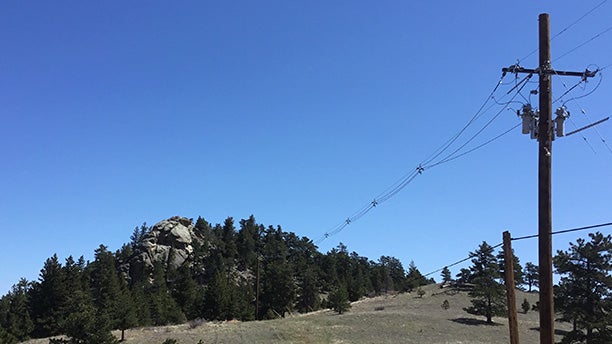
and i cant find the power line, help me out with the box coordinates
[518,0,609,63]
[315,73,522,244]
[555,24,612,62]
[421,73,508,167]
[426,122,521,168]
[423,242,503,278]
[425,77,526,169]
[422,222,611,282]
[511,221,612,241]
[553,68,612,155]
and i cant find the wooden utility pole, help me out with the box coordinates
[537,13,555,344]
[503,231,519,344]
[501,13,597,344]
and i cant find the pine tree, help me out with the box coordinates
[58,300,118,344]
[170,264,198,319]
[0,325,18,344]
[130,282,152,326]
[328,284,351,314]
[523,262,539,292]
[203,271,236,320]
[148,261,185,325]
[260,226,297,318]
[406,260,428,291]
[441,266,452,284]
[521,298,530,314]
[463,242,506,324]
[89,245,123,329]
[496,249,524,288]
[553,232,612,343]
[115,278,137,342]
[455,268,471,284]
[221,217,238,268]
[0,279,33,341]
[237,215,260,271]
[296,266,320,313]
[29,254,68,337]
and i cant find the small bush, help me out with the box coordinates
[162,339,178,344]
[441,299,450,310]
[417,287,426,298]
[521,298,530,314]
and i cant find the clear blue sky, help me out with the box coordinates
[1,1,611,295]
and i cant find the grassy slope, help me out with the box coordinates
[22,284,571,344]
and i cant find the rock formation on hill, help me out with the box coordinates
[125,216,203,281]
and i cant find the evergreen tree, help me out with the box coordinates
[221,217,238,268]
[441,266,452,284]
[115,278,137,342]
[406,260,428,291]
[89,246,123,328]
[463,242,506,324]
[237,215,260,271]
[521,298,530,314]
[55,301,118,344]
[0,279,33,341]
[0,325,18,344]
[296,266,320,313]
[379,256,405,292]
[523,262,539,292]
[496,249,524,288]
[328,284,351,314]
[553,232,612,343]
[170,264,198,319]
[130,282,152,326]
[259,226,296,318]
[455,268,471,284]
[148,261,185,325]
[262,258,295,318]
[347,252,369,301]
[29,254,68,337]
[203,271,236,320]
[129,222,149,250]
[369,262,385,295]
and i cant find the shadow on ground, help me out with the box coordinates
[529,327,570,336]
[450,318,502,326]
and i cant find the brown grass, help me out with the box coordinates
[22,284,571,344]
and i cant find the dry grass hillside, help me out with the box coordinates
[23,284,571,344]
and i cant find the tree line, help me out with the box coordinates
[0,215,431,344]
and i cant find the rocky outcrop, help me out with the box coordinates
[127,216,199,281]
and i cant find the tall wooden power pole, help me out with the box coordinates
[537,14,555,344]
[502,13,597,344]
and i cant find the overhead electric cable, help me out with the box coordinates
[518,0,609,63]
[423,242,503,278]
[555,24,612,62]
[425,76,527,169]
[427,122,521,168]
[420,72,508,167]
[315,73,513,244]
[554,68,612,155]
[511,222,612,241]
